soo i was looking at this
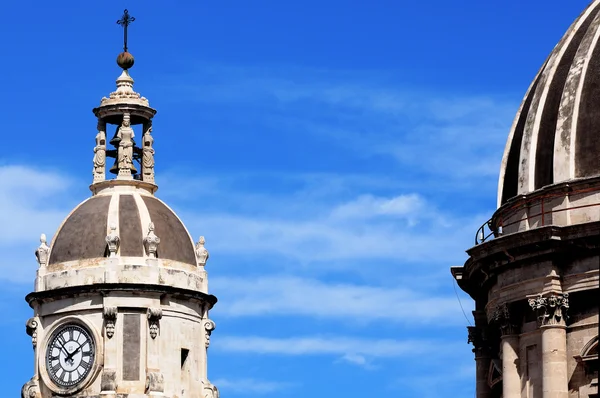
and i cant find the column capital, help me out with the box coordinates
[467,326,490,358]
[492,303,520,336]
[528,292,569,327]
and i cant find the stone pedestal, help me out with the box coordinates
[541,325,568,398]
[501,334,521,398]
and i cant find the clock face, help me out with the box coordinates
[45,324,96,388]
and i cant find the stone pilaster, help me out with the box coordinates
[492,304,521,398]
[101,306,118,397]
[146,308,163,397]
[529,293,569,398]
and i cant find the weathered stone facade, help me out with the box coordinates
[453,2,600,397]
[21,13,219,398]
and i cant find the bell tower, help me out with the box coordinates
[21,10,219,398]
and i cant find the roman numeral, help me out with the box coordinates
[52,363,61,373]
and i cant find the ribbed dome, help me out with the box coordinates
[48,191,197,267]
[499,0,600,206]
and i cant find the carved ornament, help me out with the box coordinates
[528,293,569,327]
[106,225,120,257]
[25,318,38,348]
[204,319,216,348]
[143,222,160,259]
[103,307,117,339]
[195,236,209,266]
[147,308,162,339]
[491,303,519,336]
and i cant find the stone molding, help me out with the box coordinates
[491,303,519,336]
[103,306,117,338]
[528,293,569,327]
[147,308,162,339]
[25,317,38,349]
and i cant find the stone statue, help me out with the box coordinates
[93,120,107,182]
[35,234,50,267]
[117,114,136,176]
[143,222,160,259]
[142,122,155,183]
[106,225,120,258]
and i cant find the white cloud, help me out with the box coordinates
[0,165,73,244]
[215,335,462,359]
[212,276,472,326]
[212,378,295,394]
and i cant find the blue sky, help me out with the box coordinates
[0,1,592,397]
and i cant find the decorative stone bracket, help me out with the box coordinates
[204,319,216,349]
[25,318,38,349]
[528,293,569,327]
[100,368,117,392]
[103,306,117,339]
[491,303,519,336]
[147,308,162,339]
[21,376,41,398]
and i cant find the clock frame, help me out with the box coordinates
[39,317,103,396]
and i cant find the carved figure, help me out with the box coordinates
[143,222,160,258]
[117,114,136,176]
[528,293,569,326]
[195,236,209,266]
[142,122,155,183]
[147,308,162,339]
[35,234,50,267]
[93,120,107,181]
[106,225,120,257]
[103,307,117,338]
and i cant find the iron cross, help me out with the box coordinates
[116,9,135,52]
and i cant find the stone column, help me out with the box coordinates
[469,310,492,398]
[529,293,569,398]
[493,304,521,398]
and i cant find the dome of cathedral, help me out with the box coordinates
[48,189,198,267]
[498,0,600,207]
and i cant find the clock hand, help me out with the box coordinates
[65,345,82,363]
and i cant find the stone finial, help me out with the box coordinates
[195,236,209,266]
[147,308,162,339]
[25,318,38,349]
[106,225,120,257]
[35,234,50,267]
[100,70,149,107]
[143,222,160,258]
[528,293,569,327]
[103,307,118,339]
[204,319,216,348]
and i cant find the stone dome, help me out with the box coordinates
[48,188,197,268]
[498,0,600,207]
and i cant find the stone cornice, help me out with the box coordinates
[25,283,218,308]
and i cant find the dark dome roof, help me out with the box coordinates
[48,192,197,266]
[498,0,600,206]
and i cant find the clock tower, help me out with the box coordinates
[21,10,219,398]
